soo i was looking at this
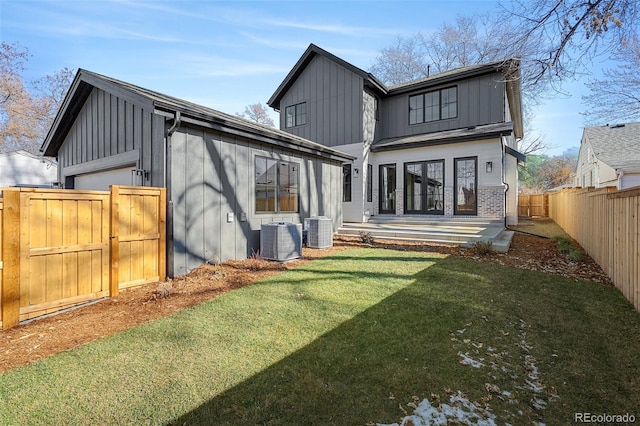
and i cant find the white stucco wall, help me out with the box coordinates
[0,151,57,187]
[368,138,510,220]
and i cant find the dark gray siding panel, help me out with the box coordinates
[170,123,344,275]
[380,73,506,139]
[279,56,364,147]
[56,87,164,188]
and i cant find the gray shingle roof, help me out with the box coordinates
[583,122,640,170]
[42,69,354,162]
[372,122,515,152]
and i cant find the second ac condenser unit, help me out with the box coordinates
[307,216,333,249]
[260,222,302,261]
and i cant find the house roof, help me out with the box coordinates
[582,122,640,171]
[387,59,518,93]
[267,44,387,110]
[371,122,515,152]
[41,69,354,162]
[267,44,523,139]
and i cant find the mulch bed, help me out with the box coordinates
[0,233,611,374]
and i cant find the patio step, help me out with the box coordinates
[337,217,513,252]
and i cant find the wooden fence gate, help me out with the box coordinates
[0,186,166,329]
[518,194,549,217]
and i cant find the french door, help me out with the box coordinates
[404,160,444,215]
[379,164,396,214]
[454,157,477,215]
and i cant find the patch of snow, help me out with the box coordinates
[458,352,484,368]
[377,392,497,426]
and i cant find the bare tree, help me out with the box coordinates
[501,0,639,84]
[519,154,576,192]
[0,42,74,154]
[236,103,275,127]
[582,34,640,124]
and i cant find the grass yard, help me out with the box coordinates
[1,248,639,425]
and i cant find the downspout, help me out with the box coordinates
[500,134,509,229]
[165,111,181,278]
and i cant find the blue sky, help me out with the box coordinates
[1,0,605,156]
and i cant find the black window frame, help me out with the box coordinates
[285,101,307,128]
[366,163,373,202]
[409,86,457,125]
[343,163,352,202]
[404,159,445,215]
[454,156,478,216]
[254,156,300,214]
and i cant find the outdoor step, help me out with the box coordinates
[365,215,503,227]
[337,218,513,251]
[338,227,488,243]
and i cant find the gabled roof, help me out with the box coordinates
[582,122,640,171]
[267,44,387,110]
[372,122,515,152]
[387,59,518,94]
[267,44,523,140]
[42,69,354,162]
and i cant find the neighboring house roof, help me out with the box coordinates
[267,44,523,140]
[582,122,640,171]
[42,69,354,162]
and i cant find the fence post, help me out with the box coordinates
[2,189,20,329]
[158,188,167,282]
[110,186,120,297]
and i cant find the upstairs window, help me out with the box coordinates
[409,86,457,124]
[285,102,307,128]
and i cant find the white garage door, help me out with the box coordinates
[74,166,137,190]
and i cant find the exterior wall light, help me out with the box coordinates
[486,162,493,173]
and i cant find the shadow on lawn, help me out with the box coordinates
[168,252,640,426]
[168,256,528,426]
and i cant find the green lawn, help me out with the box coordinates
[1,248,639,425]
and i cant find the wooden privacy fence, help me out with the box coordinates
[548,187,639,311]
[0,185,166,329]
[518,193,549,217]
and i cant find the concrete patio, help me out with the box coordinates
[337,216,514,252]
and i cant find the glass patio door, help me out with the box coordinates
[454,157,477,215]
[405,160,444,215]
[379,164,396,214]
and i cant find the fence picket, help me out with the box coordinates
[548,187,640,311]
[0,186,166,329]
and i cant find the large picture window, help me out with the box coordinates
[255,156,299,213]
[409,86,457,124]
[285,102,307,128]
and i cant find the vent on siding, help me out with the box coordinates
[260,222,302,262]
[307,216,333,249]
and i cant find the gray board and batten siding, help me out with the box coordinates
[277,55,367,148]
[42,69,352,276]
[169,123,344,276]
[50,76,165,188]
[380,73,507,140]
